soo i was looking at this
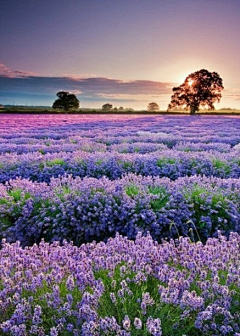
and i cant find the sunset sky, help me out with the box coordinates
[0,0,240,109]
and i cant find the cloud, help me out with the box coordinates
[80,78,174,96]
[0,71,174,105]
[0,63,37,78]
[0,63,239,108]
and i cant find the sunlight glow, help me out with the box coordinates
[188,79,194,86]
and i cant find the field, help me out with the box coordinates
[1,107,240,115]
[0,114,239,335]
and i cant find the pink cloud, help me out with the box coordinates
[0,62,37,78]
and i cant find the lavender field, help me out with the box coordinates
[0,114,240,335]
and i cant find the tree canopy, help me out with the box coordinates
[168,69,224,114]
[147,102,159,111]
[102,103,113,110]
[52,91,80,112]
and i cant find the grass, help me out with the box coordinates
[125,184,140,197]
[212,159,231,174]
[0,188,32,228]
[95,265,188,336]
[148,186,170,211]
[46,159,65,167]
[157,158,176,167]
[183,185,234,236]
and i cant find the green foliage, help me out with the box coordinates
[90,187,105,196]
[125,184,140,197]
[95,264,201,335]
[184,184,234,237]
[54,185,72,201]
[1,278,83,335]
[123,161,133,170]
[157,157,176,167]
[95,159,103,165]
[147,186,166,195]
[69,139,78,144]
[116,160,134,170]
[46,159,65,167]
[0,188,32,229]
[212,159,231,174]
[148,186,170,211]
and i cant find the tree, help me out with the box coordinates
[52,91,80,112]
[168,69,224,114]
[102,103,113,110]
[147,102,159,111]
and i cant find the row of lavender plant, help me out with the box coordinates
[0,232,239,335]
[0,126,239,155]
[1,174,239,246]
[1,115,239,183]
[0,135,239,155]
[1,115,239,144]
[0,149,239,183]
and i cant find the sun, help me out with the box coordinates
[188,79,194,87]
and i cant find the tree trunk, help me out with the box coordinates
[190,106,195,115]
[190,103,198,115]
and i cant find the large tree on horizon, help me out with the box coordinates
[168,69,224,114]
[52,91,80,112]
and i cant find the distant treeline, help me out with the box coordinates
[1,106,240,115]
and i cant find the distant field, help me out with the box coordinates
[1,107,240,114]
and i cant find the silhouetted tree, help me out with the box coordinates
[168,69,224,114]
[118,106,124,111]
[102,103,113,110]
[52,91,80,112]
[147,102,159,111]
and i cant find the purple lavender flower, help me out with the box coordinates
[122,315,131,331]
[134,317,142,330]
[146,317,162,335]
